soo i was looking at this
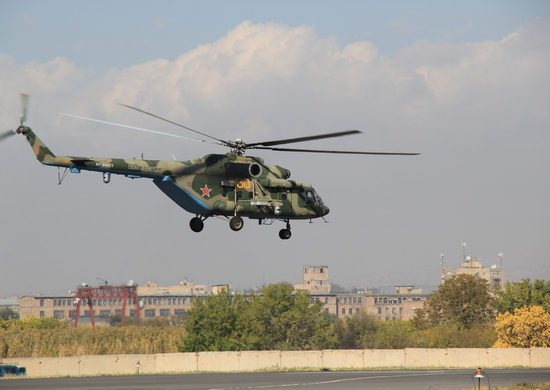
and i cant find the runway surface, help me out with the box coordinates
[2,369,550,390]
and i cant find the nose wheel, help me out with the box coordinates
[279,220,292,240]
[190,216,204,232]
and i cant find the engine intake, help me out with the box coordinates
[224,162,262,178]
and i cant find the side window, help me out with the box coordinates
[305,191,314,205]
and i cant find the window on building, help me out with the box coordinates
[130,310,136,317]
[325,298,329,304]
[174,309,185,315]
[100,310,110,317]
[378,307,382,314]
[310,298,315,304]
[160,309,170,317]
[385,307,389,314]
[39,311,44,318]
[355,308,359,313]
[348,308,352,314]
[40,299,44,307]
[392,308,396,315]
[341,308,345,315]
[145,309,156,317]
[54,310,64,319]
[69,310,76,319]
[115,309,122,315]
[358,297,362,304]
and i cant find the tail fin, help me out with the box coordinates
[17,126,56,163]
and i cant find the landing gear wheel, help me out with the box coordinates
[279,228,292,240]
[190,217,204,233]
[229,216,244,231]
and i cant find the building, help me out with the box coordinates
[138,280,208,295]
[19,286,428,323]
[0,298,19,313]
[18,265,430,323]
[442,256,503,289]
[18,291,197,324]
[294,266,331,293]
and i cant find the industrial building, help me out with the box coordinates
[441,257,503,289]
[17,266,428,325]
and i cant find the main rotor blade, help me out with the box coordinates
[254,146,420,155]
[120,104,228,145]
[0,130,15,143]
[20,93,29,125]
[60,113,224,145]
[248,130,362,148]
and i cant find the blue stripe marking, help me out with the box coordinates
[153,179,212,214]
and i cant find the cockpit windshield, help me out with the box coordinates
[305,190,325,206]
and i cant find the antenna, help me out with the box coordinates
[96,277,108,286]
[462,242,467,263]
[441,253,445,269]
[499,252,503,269]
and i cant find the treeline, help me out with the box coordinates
[1,277,549,357]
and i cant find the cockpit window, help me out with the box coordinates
[305,190,324,206]
[305,191,314,206]
[313,190,325,206]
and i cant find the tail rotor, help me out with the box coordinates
[1,93,29,144]
[20,93,29,126]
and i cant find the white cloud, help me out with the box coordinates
[1,19,548,296]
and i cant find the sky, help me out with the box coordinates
[1,1,549,298]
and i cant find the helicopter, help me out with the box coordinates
[2,94,419,239]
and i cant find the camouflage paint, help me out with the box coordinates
[17,127,330,221]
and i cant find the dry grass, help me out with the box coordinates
[1,326,186,357]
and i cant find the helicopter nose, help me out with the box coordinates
[324,205,330,215]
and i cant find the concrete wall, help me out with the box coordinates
[1,348,548,377]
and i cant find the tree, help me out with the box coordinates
[0,308,19,320]
[247,283,334,350]
[493,306,550,348]
[493,279,550,314]
[412,274,494,329]
[179,287,250,352]
[178,283,335,352]
[333,311,377,349]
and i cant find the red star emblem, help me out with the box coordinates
[200,184,212,197]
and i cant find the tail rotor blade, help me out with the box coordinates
[0,130,16,143]
[20,93,29,125]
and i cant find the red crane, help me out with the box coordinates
[73,284,140,327]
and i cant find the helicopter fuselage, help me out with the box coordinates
[18,126,329,237]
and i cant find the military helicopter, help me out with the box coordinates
[2,94,419,239]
